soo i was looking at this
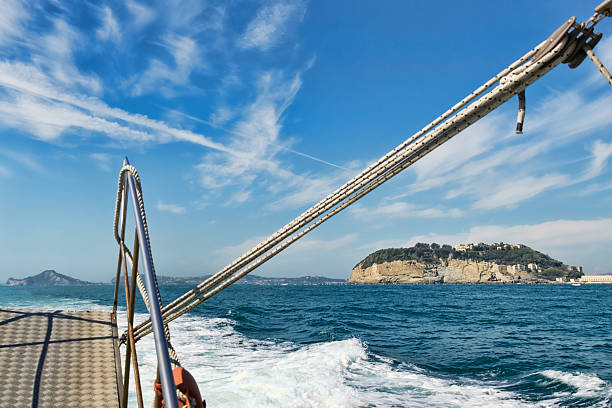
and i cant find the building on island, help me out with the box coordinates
[527,263,539,271]
[512,264,526,271]
[579,275,612,283]
[567,265,583,274]
[455,242,523,252]
[494,243,523,250]
[555,275,612,283]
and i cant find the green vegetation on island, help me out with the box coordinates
[355,242,582,280]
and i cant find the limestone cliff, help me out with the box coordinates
[349,258,541,284]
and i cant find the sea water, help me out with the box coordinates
[1,284,610,407]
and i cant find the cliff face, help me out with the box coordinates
[349,259,541,284]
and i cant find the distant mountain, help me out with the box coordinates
[112,274,346,286]
[6,270,96,286]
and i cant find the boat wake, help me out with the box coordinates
[124,313,611,408]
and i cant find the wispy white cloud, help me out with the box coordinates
[90,153,113,172]
[156,201,186,214]
[215,235,267,260]
[473,173,569,210]
[96,6,121,44]
[266,167,352,211]
[406,218,612,249]
[41,18,102,94]
[225,190,252,206]
[0,0,28,45]
[197,69,303,189]
[0,0,328,215]
[209,106,233,127]
[288,233,358,253]
[215,233,358,262]
[164,0,208,31]
[411,114,509,191]
[0,149,43,173]
[218,67,241,94]
[0,92,151,141]
[350,201,464,219]
[0,55,337,209]
[195,61,355,212]
[129,33,204,97]
[126,0,156,28]
[212,231,360,278]
[584,140,612,180]
[237,2,305,51]
[0,60,230,150]
[579,180,612,196]
[1,9,101,95]
[399,85,612,211]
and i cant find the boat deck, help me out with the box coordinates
[0,308,122,407]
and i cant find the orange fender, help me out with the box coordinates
[154,367,204,408]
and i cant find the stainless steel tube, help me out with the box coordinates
[125,159,179,408]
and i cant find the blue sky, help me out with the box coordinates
[1,0,611,282]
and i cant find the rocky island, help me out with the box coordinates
[6,270,96,286]
[349,243,583,284]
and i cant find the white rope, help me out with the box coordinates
[133,30,577,341]
[113,165,181,366]
[585,44,612,85]
[130,25,581,342]
[139,39,544,323]
[129,39,548,341]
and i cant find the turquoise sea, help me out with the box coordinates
[1,283,611,407]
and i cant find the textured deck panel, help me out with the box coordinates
[0,308,121,407]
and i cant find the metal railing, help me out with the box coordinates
[112,158,179,408]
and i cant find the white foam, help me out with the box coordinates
[123,314,555,408]
[1,296,112,312]
[539,370,611,399]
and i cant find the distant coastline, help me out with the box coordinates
[111,274,347,286]
[5,270,347,286]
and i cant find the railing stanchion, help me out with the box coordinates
[125,161,179,408]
